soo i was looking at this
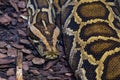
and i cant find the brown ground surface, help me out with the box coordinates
[0,0,76,80]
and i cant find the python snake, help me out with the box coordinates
[27,0,120,80]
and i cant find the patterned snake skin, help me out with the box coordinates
[27,0,120,80]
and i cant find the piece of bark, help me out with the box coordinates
[17,17,23,23]
[12,43,24,49]
[32,58,45,65]
[65,73,73,77]
[0,41,7,48]
[25,54,35,61]
[0,53,7,58]
[0,64,15,69]
[39,70,50,76]
[20,39,30,45]
[17,29,27,37]
[0,49,7,53]
[11,13,18,18]
[9,0,19,12]
[11,19,17,26]
[7,68,15,76]
[8,76,16,80]
[29,70,40,75]
[17,1,26,9]
[23,62,29,71]
[0,77,7,80]
[0,58,15,65]
[44,60,59,70]
[47,76,61,80]
[16,51,23,80]
[0,14,12,25]
[21,48,31,54]
[7,47,17,57]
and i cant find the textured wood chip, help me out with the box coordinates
[6,45,12,49]
[0,77,7,80]
[20,39,30,45]
[32,58,45,65]
[11,13,18,18]
[65,73,73,77]
[23,62,29,71]
[11,19,17,26]
[39,70,50,76]
[12,43,24,49]
[44,60,59,70]
[18,17,23,23]
[0,49,7,53]
[25,54,35,61]
[0,65,15,69]
[0,58,15,64]
[47,76,61,80]
[7,68,15,76]
[0,53,7,58]
[21,48,31,54]
[7,47,17,57]
[30,70,40,75]
[17,29,27,36]
[17,1,26,9]
[9,0,19,12]
[0,14,12,25]
[0,41,7,48]
[8,76,16,80]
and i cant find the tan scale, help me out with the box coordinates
[105,54,120,79]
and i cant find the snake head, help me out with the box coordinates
[28,23,61,60]
[27,0,62,60]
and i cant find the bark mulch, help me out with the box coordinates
[0,0,76,80]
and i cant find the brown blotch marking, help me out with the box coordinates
[80,22,118,40]
[76,1,108,21]
[105,53,120,80]
[36,12,49,24]
[34,23,56,43]
[36,0,48,8]
[85,40,120,60]
[90,41,113,54]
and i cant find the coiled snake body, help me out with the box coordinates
[27,0,120,80]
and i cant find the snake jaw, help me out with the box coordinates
[43,51,59,59]
[28,38,60,60]
[36,43,60,60]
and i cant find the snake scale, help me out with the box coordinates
[27,0,120,80]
